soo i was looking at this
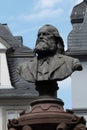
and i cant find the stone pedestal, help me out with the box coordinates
[8,81,86,130]
[8,96,86,130]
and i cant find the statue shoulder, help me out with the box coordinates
[54,54,82,71]
[60,54,83,71]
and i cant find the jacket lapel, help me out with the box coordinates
[29,57,38,79]
[49,54,65,76]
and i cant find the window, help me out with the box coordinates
[3,106,31,130]
[6,110,22,119]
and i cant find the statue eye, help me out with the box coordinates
[38,32,46,37]
[45,32,50,35]
[37,32,51,37]
[42,33,46,36]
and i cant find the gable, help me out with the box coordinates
[0,42,7,49]
[0,37,10,50]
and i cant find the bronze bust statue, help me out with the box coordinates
[8,25,86,130]
[17,24,82,83]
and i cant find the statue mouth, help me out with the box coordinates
[36,38,48,44]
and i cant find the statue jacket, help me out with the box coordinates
[17,54,82,82]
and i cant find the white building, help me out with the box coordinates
[0,23,38,130]
[67,0,87,124]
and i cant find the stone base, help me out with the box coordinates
[8,97,86,130]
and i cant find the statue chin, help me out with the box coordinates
[35,40,57,55]
[34,49,57,57]
[34,48,49,55]
[34,44,50,54]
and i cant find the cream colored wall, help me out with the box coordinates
[0,107,3,130]
[0,42,12,88]
[71,61,87,108]
[0,53,12,88]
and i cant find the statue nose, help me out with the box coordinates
[39,33,44,39]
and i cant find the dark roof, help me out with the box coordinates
[7,54,35,87]
[0,83,38,98]
[0,23,38,98]
[68,8,87,56]
[71,0,87,24]
[0,23,23,47]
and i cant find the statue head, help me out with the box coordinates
[34,24,64,55]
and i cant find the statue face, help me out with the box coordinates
[35,26,57,54]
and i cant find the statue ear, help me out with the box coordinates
[56,41,65,54]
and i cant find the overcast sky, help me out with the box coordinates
[0,0,83,109]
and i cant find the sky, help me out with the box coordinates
[0,0,83,109]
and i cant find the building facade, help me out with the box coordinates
[67,0,87,124]
[0,23,38,130]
